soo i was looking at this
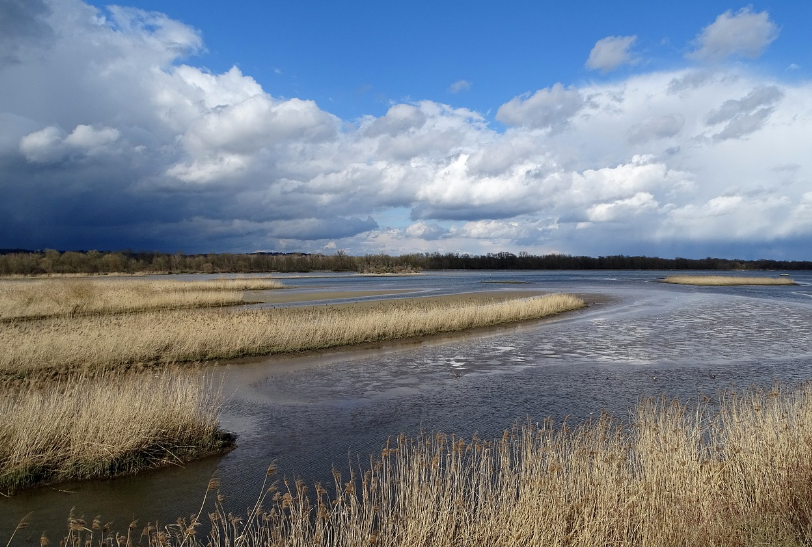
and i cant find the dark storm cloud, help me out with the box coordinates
[0,0,53,65]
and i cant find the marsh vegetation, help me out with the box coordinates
[1,292,585,379]
[42,384,812,547]
[661,275,796,286]
[0,277,284,321]
[0,369,227,494]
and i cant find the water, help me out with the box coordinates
[3,270,812,539]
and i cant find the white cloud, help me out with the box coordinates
[586,192,659,222]
[405,221,447,240]
[688,7,779,62]
[585,35,637,72]
[448,79,472,94]
[19,123,120,162]
[495,83,586,130]
[19,125,65,163]
[659,194,797,241]
[363,104,427,138]
[64,125,120,150]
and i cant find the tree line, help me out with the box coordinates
[0,249,809,276]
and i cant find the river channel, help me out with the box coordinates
[3,270,812,539]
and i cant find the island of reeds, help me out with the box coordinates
[33,384,812,547]
[0,277,585,493]
[661,275,797,286]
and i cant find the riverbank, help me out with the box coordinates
[43,384,812,547]
[661,275,796,286]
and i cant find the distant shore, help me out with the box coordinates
[2,248,811,276]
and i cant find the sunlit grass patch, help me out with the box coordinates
[0,277,284,321]
[661,275,796,286]
[0,294,585,378]
[0,369,229,493]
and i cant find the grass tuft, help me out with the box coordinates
[0,369,230,493]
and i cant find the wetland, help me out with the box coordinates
[3,269,812,545]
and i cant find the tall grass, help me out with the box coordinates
[1,294,585,378]
[47,384,812,547]
[0,369,228,493]
[662,275,796,286]
[0,277,284,321]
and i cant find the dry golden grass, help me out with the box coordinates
[0,277,284,321]
[0,369,228,493]
[0,294,585,378]
[662,275,796,286]
[47,384,812,547]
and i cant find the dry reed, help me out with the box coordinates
[47,384,812,547]
[0,277,284,321]
[0,294,585,378]
[0,369,229,493]
[662,275,796,286]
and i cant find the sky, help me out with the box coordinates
[1,1,811,259]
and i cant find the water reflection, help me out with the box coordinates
[3,271,812,539]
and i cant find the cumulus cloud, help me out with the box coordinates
[495,83,586,130]
[1,1,812,259]
[19,125,65,163]
[405,221,447,240]
[18,123,120,163]
[363,104,427,138]
[64,125,120,150]
[585,35,637,72]
[586,192,659,222]
[688,7,779,62]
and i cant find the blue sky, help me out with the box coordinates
[80,0,812,120]
[2,0,812,258]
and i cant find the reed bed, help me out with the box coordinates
[0,369,228,493]
[45,384,812,547]
[0,277,284,321]
[0,294,585,378]
[662,275,796,286]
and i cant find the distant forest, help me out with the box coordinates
[0,249,810,276]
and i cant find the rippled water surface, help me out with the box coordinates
[3,270,812,537]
